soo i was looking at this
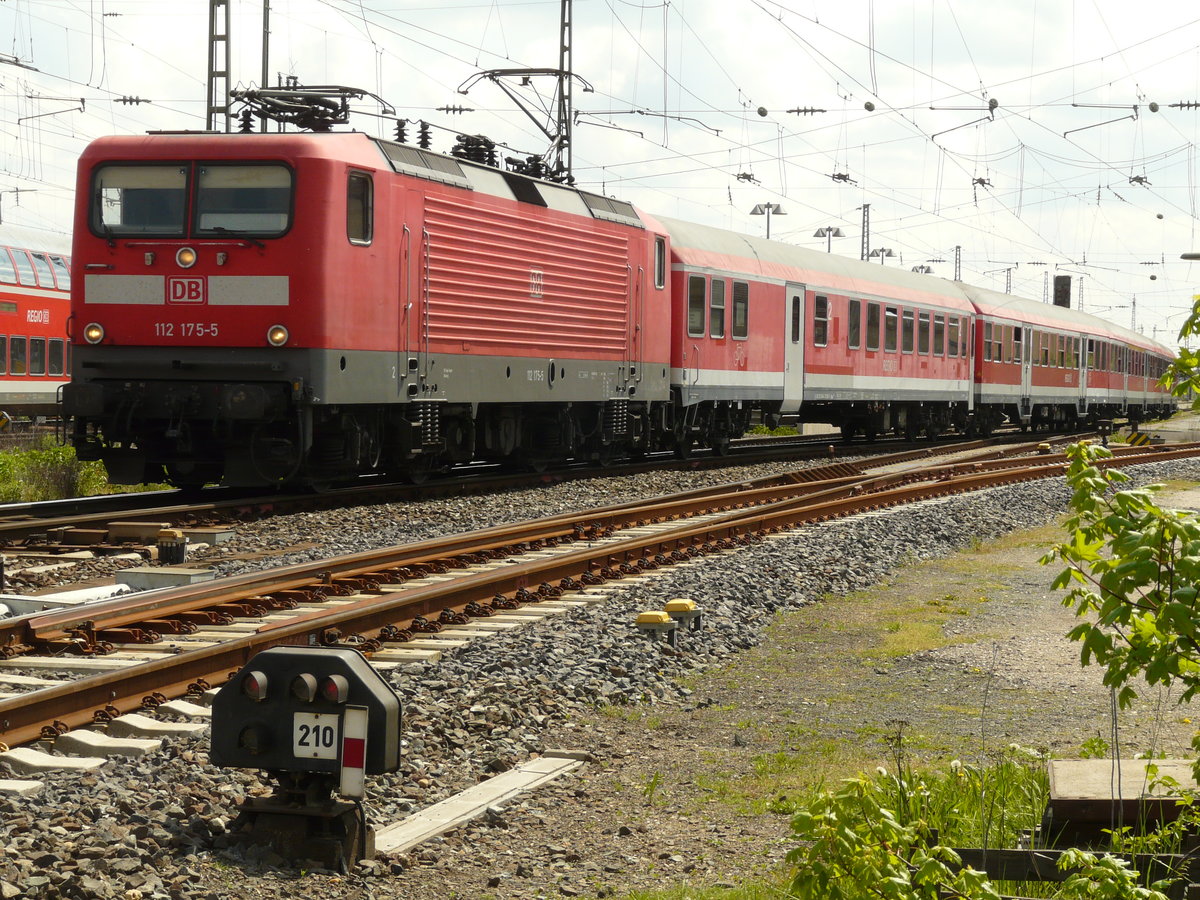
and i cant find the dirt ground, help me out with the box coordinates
[203,502,1200,900]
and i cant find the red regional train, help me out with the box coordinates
[61,131,1175,487]
[0,227,72,422]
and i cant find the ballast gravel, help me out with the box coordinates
[0,457,1197,899]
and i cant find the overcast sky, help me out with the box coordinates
[3,0,1200,343]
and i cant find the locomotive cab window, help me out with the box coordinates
[196,164,292,236]
[92,164,187,236]
[710,279,726,338]
[347,171,373,244]
[732,281,748,339]
[687,276,706,337]
[812,295,828,347]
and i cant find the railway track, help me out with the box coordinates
[0,435,1192,753]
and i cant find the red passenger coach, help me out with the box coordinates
[64,132,672,486]
[657,216,974,442]
[0,231,71,420]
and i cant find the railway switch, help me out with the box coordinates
[210,646,402,872]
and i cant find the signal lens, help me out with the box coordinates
[241,670,268,702]
[319,675,350,704]
[290,673,318,703]
[83,323,105,345]
[175,247,197,268]
[266,325,289,347]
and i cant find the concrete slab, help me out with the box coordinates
[496,606,569,618]
[445,621,522,632]
[55,730,162,758]
[106,521,170,542]
[157,699,212,720]
[106,713,208,739]
[0,747,106,774]
[396,638,470,650]
[374,752,585,855]
[0,656,138,674]
[181,526,236,544]
[0,779,43,796]
[116,567,216,590]
[371,648,443,663]
[0,672,64,687]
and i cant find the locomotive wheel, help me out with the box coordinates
[673,437,694,460]
[710,434,731,456]
[164,462,222,490]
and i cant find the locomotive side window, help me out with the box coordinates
[654,238,666,289]
[711,280,726,338]
[866,303,880,351]
[902,310,914,353]
[687,276,706,337]
[918,311,930,354]
[847,300,861,349]
[29,338,46,376]
[883,307,898,352]
[196,165,292,236]
[933,314,945,356]
[347,172,373,244]
[732,281,748,339]
[0,249,16,284]
[92,164,187,236]
[48,339,64,377]
[812,295,828,346]
[9,337,26,376]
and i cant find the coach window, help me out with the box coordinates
[10,250,35,286]
[918,311,930,354]
[687,276,706,337]
[1086,339,1095,369]
[0,250,16,284]
[654,238,666,289]
[711,279,727,338]
[346,172,373,244]
[1057,335,1066,367]
[948,316,960,358]
[812,295,828,346]
[9,337,25,376]
[791,296,802,343]
[884,307,898,351]
[49,255,70,291]
[933,314,945,356]
[1041,333,1051,367]
[48,339,64,377]
[0,336,6,374]
[732,281,748,338]
[29,253,54,288]
[1003,325,1013,363]
[983,321,993,361]
[866,303,881,351]
[29,338,45,376]
[902,309,915,353]
[848,299,861,349]
[1012,328,1022,363]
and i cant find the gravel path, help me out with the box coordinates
[2,457,1198,899]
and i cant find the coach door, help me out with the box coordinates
[1018,327,1033,418]
[784,283,805,410]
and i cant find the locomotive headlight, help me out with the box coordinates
[83,322,105,344]
[266,325,289,347]
[175,247,197,268]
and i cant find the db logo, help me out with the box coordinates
[166,277,206,304]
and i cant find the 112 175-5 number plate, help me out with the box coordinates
[293,712,339,760]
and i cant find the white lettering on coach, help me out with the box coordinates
[26,309,50,324]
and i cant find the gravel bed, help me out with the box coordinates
[0,457,1195,899]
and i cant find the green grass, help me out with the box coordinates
[0,436,165,500]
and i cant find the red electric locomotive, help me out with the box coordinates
[0,228,71,422]
[62,129,1175,488]
[64,132,674,486]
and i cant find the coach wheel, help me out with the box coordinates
[710,433,731,456]
[674,436,694,460]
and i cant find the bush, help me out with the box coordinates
[0,437,112,501]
